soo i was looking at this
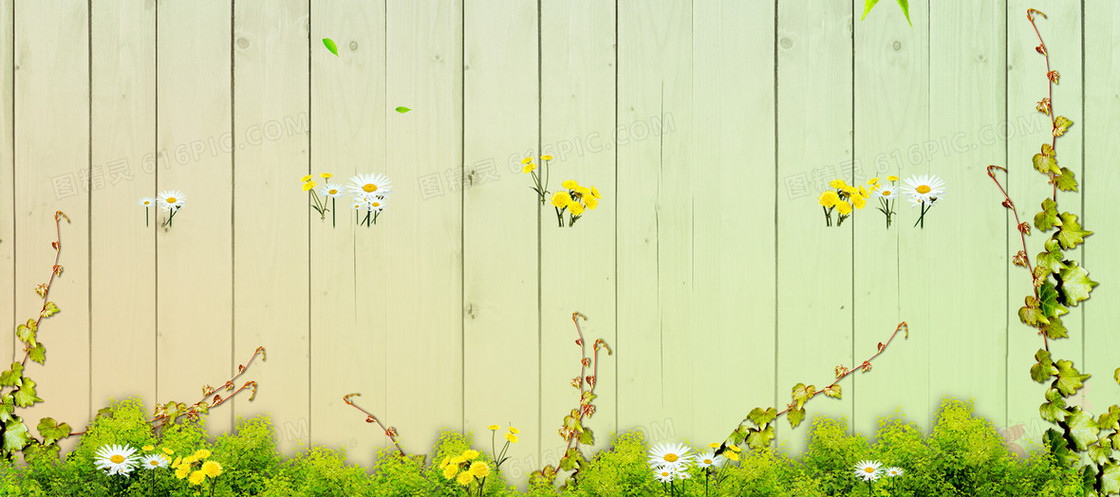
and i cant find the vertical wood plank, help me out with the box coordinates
[14,0,89,455]
[1005,0,1079,431]
[383,0,463,457]
[616,0,694,450]
[0,0,12,365]
[539,0,616,478]
[1083,1,1120,421]
[309,0,387,468]
[690,0,776,447]
[155,0,233,437]
[926,0,1007,428]
[775,0,853,453]
[463,0,539,487]
[232,0,310,454]
[852,0,929,436]
[90,0,156,416]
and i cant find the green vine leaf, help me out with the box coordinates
[1088,441,1112,466]
[28,343,45,365]
[1034,240,1068,275]
[1040,317,1068,340]
[823,385,841,398]
[13,378,42,408]
[1103,406,1120,431]
[1054,167,1078,192]
[1065,408,1099,451]
[1033,144,1059,174]
[787,407,807,429]
[1053,115,1073,137]
[1055,212,1092,249]
[1031,349,1057,383]
[40,302,59,318]
[1054,359,1090,396]
[1019,296,1049,327]
[1103,463,1120,494]
[0,363,22,387]
[2,419,30,454]
[36,417,70,444]
[1034,198,1060,231]
[0,395,14,423]
[577,426,594,445]
[791,383,815,410]
[746,425,775,449]
[1039,388,1067,422]
[747,407,777,426]
[1038,281,1068,318]
[1055,262,1098,307]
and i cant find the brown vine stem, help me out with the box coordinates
[1027,8,1060,202]
[13,211,69,371]
[988,165,1047,353]
[343,393,405,456]
[563,312,611,455]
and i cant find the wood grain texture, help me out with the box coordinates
[383,0,463,457]
[852,0,929,437]
[232,0,310,454]
[155,0,234,437]
[89,0,156,418]
[13,0,90,456]
[0,0,12,366]
[309,0,386,468]
[775,0,853,454]
[539,0,617,477]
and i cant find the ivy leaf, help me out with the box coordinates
[1033,147,1059,175]
[1018,296,1049,327]
[823,385,841,399]
[322,38,338,56]
[1088,442,1112,466]
[1039,387,1067,422]
[788,407,807,428]
[1053,116,1073,137]
[1040,316,1067,340]
[746,425,775,449]
[40,302,59,318]
[1065,408,1099,451]
[0,363,23,387]
[1034,198,1060,231]
[1054,212,1091,250]
[1101,405,1120,431]
[2,419,31,454]
[0,395,14,423]
[1053,359,1090,396]
[747,407,777,427]
[1031,349,1057,383]
[37,417,70,444]
[13,378,42,408]
[1054,167,1078,192]
[395,106,411,113]
[577,426,594,446]
[1055,262,1098,307]
[791,383,815,410]
[1103,463,1120,494]
[1034,241,1068,275]
[1038,281,1068,318]
[1115,367,1120,386]
[28,343,46,365]
[1045,428,1077,467]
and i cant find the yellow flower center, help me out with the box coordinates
[111,455,125,464]
[916,185,931,194]
[166,197,177,203]
[664,454,678,463]
[363,184,378,193]
[864,467,875,473]
[703,458,713,464]
[661,471,671,477]
[372,202,380,207]
[149,460,160,466]
[329,189,338,195]
[882,190,891,196]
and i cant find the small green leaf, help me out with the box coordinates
[791,383,815,410]
[0,395,15,423]
[823,385,841,398]
[1034,243,1068,275]
[322,38,338,56]
[1115,367,1120,386]
[747,407,777,426]
[15,324,34,345]
[1034,198,1060,231]
[37,417,70,444]
[13,378,42,408]
[1054,212,1091,250]
[40,301,59,318]
[788,407,806,428]
[0,363,23,387]
[1101,405,1120,431]
[1066,408,1099,451]
[1031,349,1057,383]
[1054,167,1078,192]
[1040,317,1067,340]
[395,106,411,113]
[860,0,880,20]
[1018,297,1049,327]
[1103,463,1120,494]
[2,419,31,454]
[746,425,775,449]
[28,344,45,365]
[577,426,594,446]
[1033,151,1059,175]
[1039,387,1067,422]
[895,0,911,27]
[1056,262,1098,307]
[1053,116,1073,137]
[1054,359,1090,396]
[1038,282,1068,318]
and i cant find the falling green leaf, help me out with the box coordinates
[860,0,880,20]
[1054,212,1091,250]
[860,0,911,27]
[1054,359,1090,396]
[1056,262,1098,306]
[395,106,411,113]
[1054,167,1078,192]
[322,38,339,56]
[1034,198,1060,232]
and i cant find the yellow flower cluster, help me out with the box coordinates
[439,448,490,486]
[300,172,332,192]
[490,424,520,444]
[172,448,222,486]
[551,180,601,227]
[817,176,896,227]
[707,442,742,461]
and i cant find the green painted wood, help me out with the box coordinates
[383,0,464,458]
[90,0,157,413]
[691,0,777,448]
[232,0,311,455]
[852,0,929,437]
[462,0,540,488]
[775,0,854,454]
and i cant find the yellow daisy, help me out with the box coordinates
[590,186,601,199]
[462,449,480,460]
[851,193,867,210]
[541,155,553,161]
[193,449,211,459]
[202,460,222,477]
[302,180,316,192]
[320,172,332,179]
[175,464,191,479]
[551,192,572,208]
[521,157,533,164]
[829,179,847,189]
[867,177,879,185]
[819,191,840,208]
[488,425,500,431]
[836,200,852,216]
[456,470,474,486]
[522,163,536,173]
[505,432,519,444]
[189,470,206,485]
[470,461,490,478]
[887,175,899,182]
[300,174,312,182]
[163,448,174,455]
[568,202,585,216]
[561,179,579,190]
[584,195,599,210]
[442,464,458,480]
[508,426,520,435]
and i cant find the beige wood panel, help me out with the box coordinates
[309,0,387,469]
[463,0,539,487]
[775,0,853,454]
[232,0,310,454]
[616,0,694,450]
[1005,0,1080,431]
[691,0,777,447]
[383,0,463,459]
[0,0,12,365]
[90,0,156,416]
[926,0,1008,428]
[1083,1,1120,422]
[852,0,929,436]
[13,0,89,456]
[539,0,616,478]
[155,0,234,437]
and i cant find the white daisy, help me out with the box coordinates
[853,460,882,482]
[156,190,186,211]
[648,442,694,471]
[872,184,898,200]
[695,451,725,469]
[94,444,139,477]
[900,174,945,205]
[319,183,346,198]
[139,453,170,469]
[137,197,155,208]
[347,173,393,201]
[367,196,387,213]
[351,199,369,211]
[653,466,676,483]
[884,466,904,477]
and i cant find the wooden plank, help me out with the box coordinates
[13,0,89,456]
[851,0,929,436]
[925,0,1008,429]
[232,0,310,454]
[539,0,616,478]
[308,0,386,469]
[0,0,12,365]
[382,0,462,460]
[690,0,776,447]
[89,0,156,417]
[462,0,539,487]
[1083,0,1120,423]
[155,0,233,437]
[1005,0,1079,434]
[774,0,853,453]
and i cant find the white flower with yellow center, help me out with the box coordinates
[853,460,882,481]
[139,454,170,469]
[653,467,676,483]
[900,174,945,205]
[884,466,904,477]
[872,184,897,200]
[137,197,155,208]
[95,444,139,477]
[347,173,393,202]
[648,443,694,471]
[156,190,186,211]
[367,196,387,213]
[319,183,346,198]
[695,451,724,469]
